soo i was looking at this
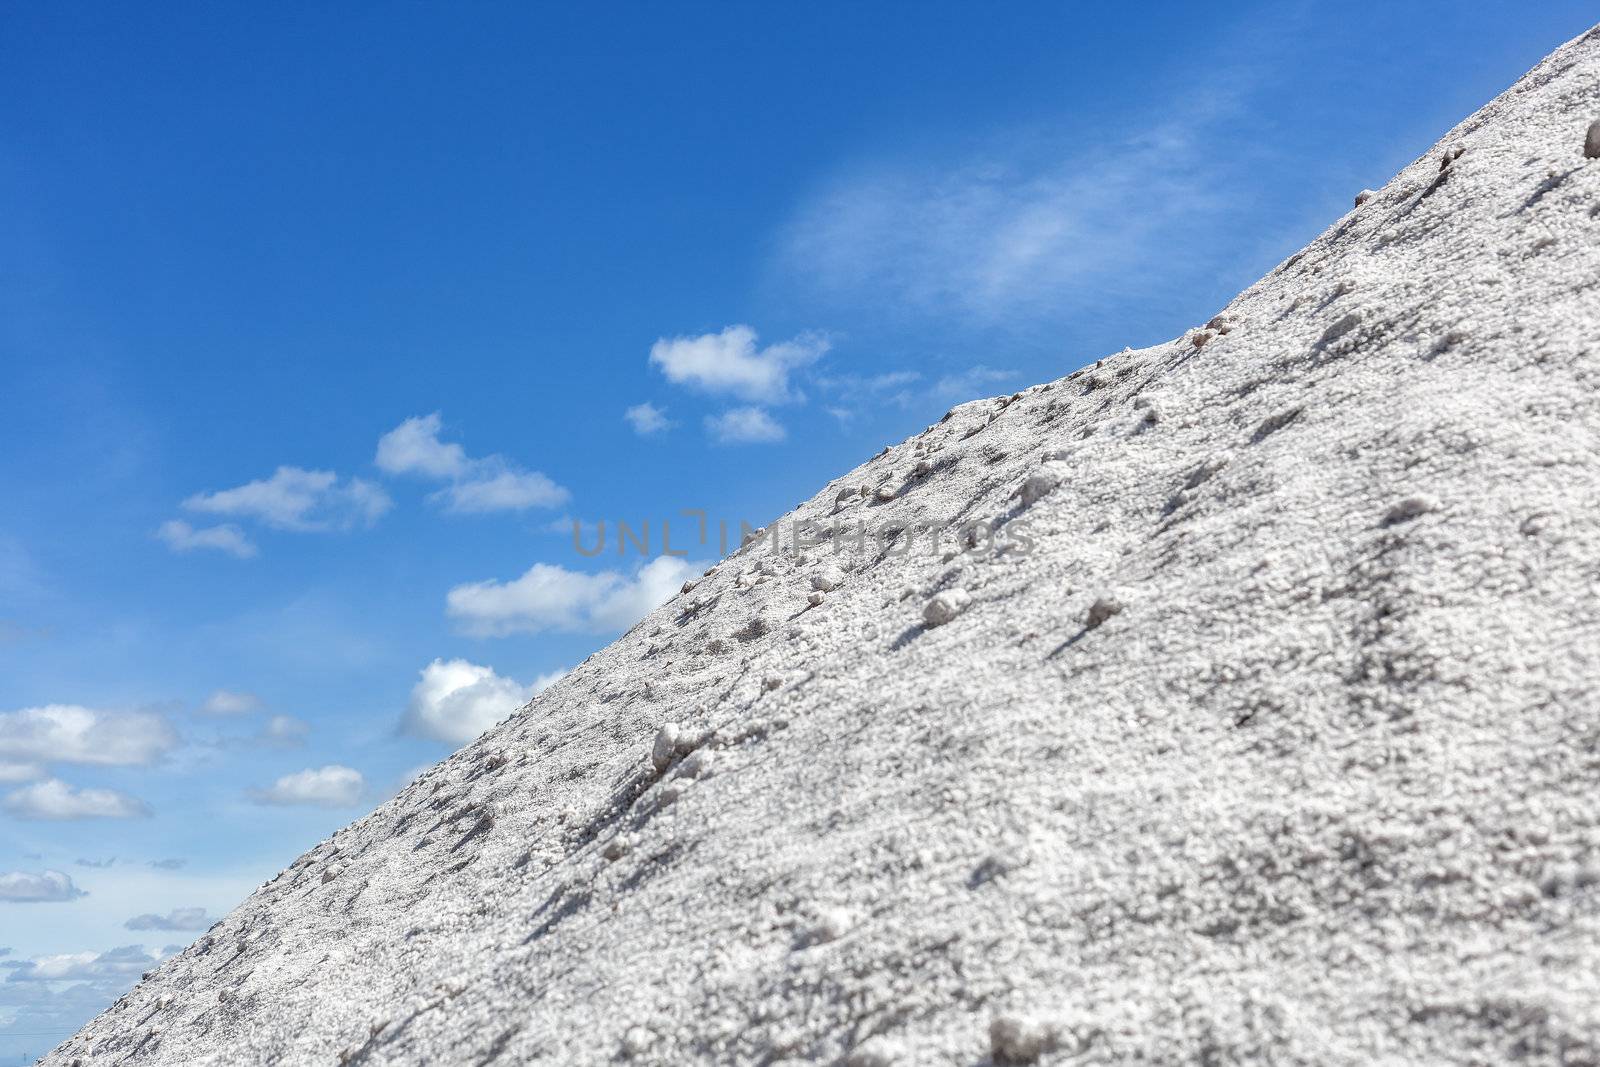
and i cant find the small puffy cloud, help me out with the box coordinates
[124,907,211,932]
[199,689,263,716]
[0,870,87,903]
[0,705,178,766]
[403,659,565,746]
[155,520,258,559]
[446,556,700,637]
[705,406,786,444]
[623,402,672,435]
[183,466,392,532]
[148,858,186,870]
[258,714,310,748]
[374,413,469,479]
[649,325,827,404]
[375,414,569,514]
[3,779,152,820]
[250,765,365,808]
[6,944,159,982]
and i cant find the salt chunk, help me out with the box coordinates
[678,749,717,780]
[1383,495,1441,526]
[811,570,842,592]
[807,906,854,945]
[1018,462,1069,506]
[1085,596,1124,630]
[651,724,681,772]
[923,589,973,627]
[621,1026,655,1056]
[846,1036,907,1067]
[990,1014,1054,1063]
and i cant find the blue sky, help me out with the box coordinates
[1,1,1595,1058]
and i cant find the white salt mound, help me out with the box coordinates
[45,25,1600,1067]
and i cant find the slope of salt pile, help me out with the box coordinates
[46,24,1600,1067]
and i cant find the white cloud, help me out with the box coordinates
[0,944,177,1044]
[183,466,391,532]
[258,714,310,748]
[6,944,160,982]
[0,762,41,784]
[155,520,257,559]
[374,413,469,479]
[777,98,1258,324]
[814,370,922,394]
[437,465,568,513]
[649,325,827,404]
[446,556,700,637]
[198,689,263,716]
[124,907,211,932]
[250,765,365,808]
[624,402,672,435]
[0,705,178,766]
[402,659,565,746]
[2,779,151,820]
[375,414,569,514]
[932,365,1017,401]
[821,365,1019,423]
[0,870,86,903]
[706,406,786,444]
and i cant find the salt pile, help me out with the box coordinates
[45,24,1600,1067]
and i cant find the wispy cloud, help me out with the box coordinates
[197,689,263,717]
[402,659,565,747]
[375,413,569,514]
[446,556,699,637]
[182,466,391,532]
[155,519,257,559]
[775,62,1270,329]
[813,370,922,395]
[819,366,1019,422]
[124,906,212,932]
[931,365,1018,401]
